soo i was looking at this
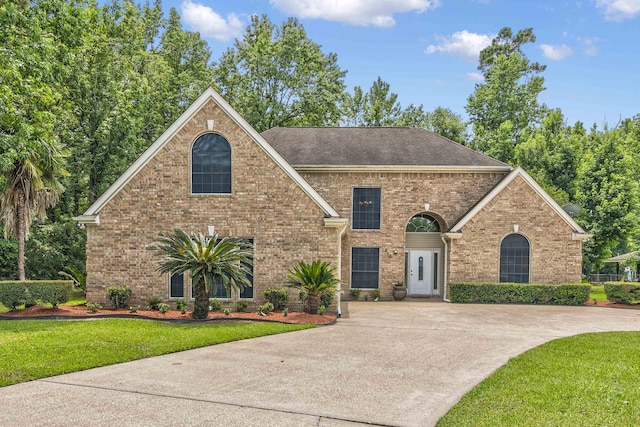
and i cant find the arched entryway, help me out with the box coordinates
[404,213,445,296]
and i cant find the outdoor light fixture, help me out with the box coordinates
[207,225,215,236]
[424,203,430,211]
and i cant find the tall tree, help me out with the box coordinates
[0,0,70,280]
[515,109,585,204]
[575,128,639,273]
[214,15,347,132]
[466,27,546,163]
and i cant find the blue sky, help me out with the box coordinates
[163,0,640,127]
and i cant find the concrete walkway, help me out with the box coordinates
[1,302,639,426]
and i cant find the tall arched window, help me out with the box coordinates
[500,234,530,283]
[191,133,231,194]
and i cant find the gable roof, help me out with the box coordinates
[74,88,340,224]
[261,127,511,171]
[448,167,590,238]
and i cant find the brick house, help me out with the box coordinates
[74,88,590,308]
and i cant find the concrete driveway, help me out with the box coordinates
[1,302,639,426]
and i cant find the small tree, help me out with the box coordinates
[153,229,253,319]
[286,260,339,314]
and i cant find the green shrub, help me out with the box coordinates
[604,282,640,304]
[370,289,381,300]
[283,307,288,317]
[129,305,140,313]
[147,295,163,311]
[258,302,274,315]
[349,288,361,299]
[0,280,73,310]
[209,298,222,311]
[175,298,188,313]
[263,287,289,310]
[318,305,326,315]
[299,288,335,312]
[224,308,231,316]
[86,302,102,313]
[157,303,170,314]
[450,282,590,305]
[107,286,132,309]
[236,301,249,312]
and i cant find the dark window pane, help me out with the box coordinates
[352,188,381,230]
[351,247,380,289]
[192,133,231,194]
[170,273,184,298]
[499,234,530,283]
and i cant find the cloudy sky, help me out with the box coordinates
[166,0,639,127]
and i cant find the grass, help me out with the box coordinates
[437,332,640,426]
[0,318,313,387]
[590,285,608,302]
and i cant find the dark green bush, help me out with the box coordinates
[236,300,249,312]
[263,287,289,310]
[148,295,163,310]
[450,282,589,305]
[157,303,170,314]
[258,302,274,314]
[604,282,640,304]
[107,286,132,308]
[0,280,73,310]
[209,298,222,311]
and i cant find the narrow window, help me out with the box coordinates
[169,273,184,298]
[433,253,438,290]
[239,238,254,299]
[191,133,231,194]
[352,188,381,230]
[418,256,424,280]
[500,234,530,283]
[351,247,380,289]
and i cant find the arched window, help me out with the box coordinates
[500,234,530,283]
[191,133,231,194]
[406,214,441,232]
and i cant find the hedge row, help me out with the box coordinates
[450,282,590,305]
[0,280,73,310]
[604,282,640,304]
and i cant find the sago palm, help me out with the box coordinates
[286,260,340,314]
[153,228,253,319]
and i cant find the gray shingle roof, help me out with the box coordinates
[261,127,508,168]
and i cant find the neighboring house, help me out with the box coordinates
[74,88,591,307]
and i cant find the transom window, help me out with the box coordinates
[191,133,231,194]
[351,247,380,289]
[499,234,530,283]
[406,214,441,232]
[352,188,381,230]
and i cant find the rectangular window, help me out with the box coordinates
[169,273,184,298]
[352,188,381,230]
[351,247,380,289]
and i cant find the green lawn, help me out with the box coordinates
[438,332,640,426]
[0,319,313,387]
[590,285,608,302]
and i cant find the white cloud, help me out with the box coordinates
[425,30,493,61]
[269,0,440,27]
[579,37,600,56]
[466,72,484,81]
[180,0,244,41]
[539,44,573,60]
[596,0,640,21]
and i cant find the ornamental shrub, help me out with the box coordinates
[263,287,289,310]
[209,298,222,311]
[604,282,640,304]
[450,282,589,305]
[157,303,170,314]
[236,301,249,312]
[258,302,274,315]
[0,280,73,310]
[107,286,132,309]
[148,295,163,311]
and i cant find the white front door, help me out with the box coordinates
[407,250,439,296]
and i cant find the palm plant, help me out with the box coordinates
[286,260,340,314]
[153,228,253,319]
[0,140,68,280]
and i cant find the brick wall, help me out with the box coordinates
[85,99,339,308]
[300,171,508,298]
[447,174,583,290]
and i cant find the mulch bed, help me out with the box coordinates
[0,304,337,325]
[584,300,640,310]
